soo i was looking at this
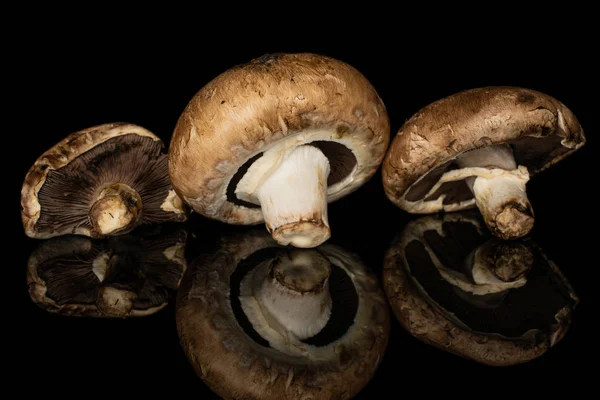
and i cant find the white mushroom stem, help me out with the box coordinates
[89,183,143,236]
[239,145,331,248]
[240,250,332,352]
[457,145,534,240]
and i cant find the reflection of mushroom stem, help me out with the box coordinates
[457,145,534,240]
[89,183,143,236]
[255,146,331,248]
[471,239,533,286]
[244,250,332,341]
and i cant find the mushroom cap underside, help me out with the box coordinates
[27,229,187,317]
[382,213,578,366]
[382,87,585,213]
[22,122,188,239]
[169,53,390,225]
[176,229,389,400]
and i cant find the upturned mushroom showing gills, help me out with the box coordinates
[176,230,389,400]
[382,212,578,366]
[382,87,585,240]
[21,122,188,239]
[169,53,390,248]
[27,228,187,317]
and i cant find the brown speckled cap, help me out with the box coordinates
[382,213,579,366]
[382,87,585,215]
[21,122,188,239]
[176,229,389,399]
[169,53,390,226]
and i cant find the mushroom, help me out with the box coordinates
[382,212,579,366]
[21,122,188,239]
[382,87,585,240]
[169,53,390,248]
[176,229,389,400]
[27,227,187,317]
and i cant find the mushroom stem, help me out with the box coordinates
[242,250,332,342]
[459,239,532,295]
[472,239,533,284]
[96,286,136,317]
[457,145,534,239]
[255,145,331,248]
[89,183,142,236]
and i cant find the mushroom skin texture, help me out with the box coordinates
[382,213,578,366]
[382,87,585,240]
[176,230,389,400]
[27,228,188,317]
[169,53,390,248]
[21,122,188,239]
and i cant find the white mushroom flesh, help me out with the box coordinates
[237,145,331,248]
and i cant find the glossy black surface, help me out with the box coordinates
[14,26,594,397]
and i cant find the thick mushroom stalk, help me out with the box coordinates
[89,183,143,236]
[241,249,332,348]
[238,145,331,248]
[457,145,534,239]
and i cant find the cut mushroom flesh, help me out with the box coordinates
[382,213,579,366]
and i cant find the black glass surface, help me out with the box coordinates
[13,30,594,398]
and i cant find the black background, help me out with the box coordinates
[12,16,595,398]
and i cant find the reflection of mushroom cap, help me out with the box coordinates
[382,87,585,213]
[382,213,578,366]
[176,230,389,399]
[169,53,390,225]
[27,229,187,317]
[22,122,188,239]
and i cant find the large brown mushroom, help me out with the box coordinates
[382,212,578,366]
[21,122,188,239]
[382,87,585,240]
[27,228,187,317]
[169,53,390,248]
[176,229,389,400]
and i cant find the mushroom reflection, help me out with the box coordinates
[382,212,578,366]
[27,228,187,317]
[177,229,389,400]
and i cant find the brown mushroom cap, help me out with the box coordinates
[382,213,578,366]
[169,53,390,225]
[27,228,187,317]
[21,122,188,239]
[382,87,585,214]
[176,229,389,400]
